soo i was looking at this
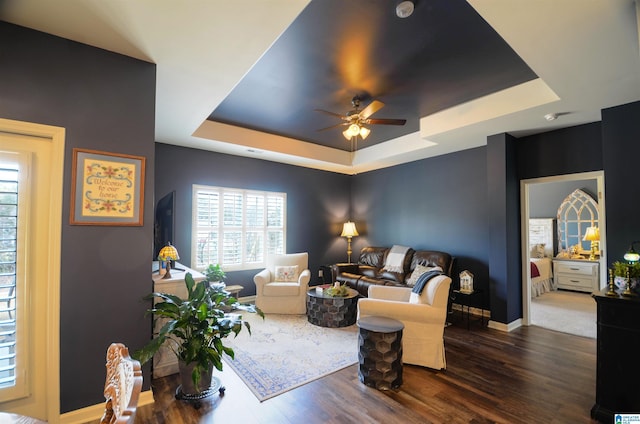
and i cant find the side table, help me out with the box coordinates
[357,316,404,390]
[451,289,485,329]
[224,284,243,299]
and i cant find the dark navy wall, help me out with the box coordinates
[154,143,352,293]
[602,101,640,265]
[0,22,156,412]
[350,147,489,305]
[516,122,603,179]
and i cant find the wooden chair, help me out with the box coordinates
[101,343,143,424]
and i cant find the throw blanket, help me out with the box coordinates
[531,261,540,278]
[383,245,411,273]
[412,270,445,294]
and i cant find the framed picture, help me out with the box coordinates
[70,148,145,226]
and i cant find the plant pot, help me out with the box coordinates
[178,361,214,395]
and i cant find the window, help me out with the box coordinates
[192,185,286,271]
[0,152,28,402]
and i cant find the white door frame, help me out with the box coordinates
[520,171,606,325]
[0,118,64,420]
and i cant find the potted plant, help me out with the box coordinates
[204,263,226,283]
[133,272,263,396]
[612,261,640,291]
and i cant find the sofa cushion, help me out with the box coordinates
[358,247,388,268]
[406,264,443,287]
[410,250,454,276]
[359,265,379,278]
[377,269,404,284]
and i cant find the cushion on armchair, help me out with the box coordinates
[275,265,299,282]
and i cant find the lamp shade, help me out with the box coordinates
[624,243,640,263]
[583,226,600,241]
[158,242,180,261]
[341,221,359,238]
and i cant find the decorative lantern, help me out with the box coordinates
[459,270,474,294]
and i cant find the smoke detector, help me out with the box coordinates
[396,1,414,18]
[544,113,558,121]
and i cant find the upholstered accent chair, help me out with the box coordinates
[253,252,311,314]
[357,274,452,370]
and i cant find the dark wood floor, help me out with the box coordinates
[129,322,598,424]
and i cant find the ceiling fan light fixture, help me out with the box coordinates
[347,123,361,137]
[359,126,371,139]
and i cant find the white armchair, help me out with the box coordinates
[357,274,452,370]
[253,252,311,314]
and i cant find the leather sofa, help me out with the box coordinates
[331,246,454,297]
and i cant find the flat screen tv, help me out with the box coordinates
[154,191,175,260]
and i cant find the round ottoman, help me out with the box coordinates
[357,315,404,390]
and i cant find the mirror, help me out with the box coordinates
[556,189,599,256]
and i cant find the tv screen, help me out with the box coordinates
[154,191,175,259]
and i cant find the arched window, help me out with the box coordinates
[556,189,599,254]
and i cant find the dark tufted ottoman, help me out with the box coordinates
[357,316,404,390]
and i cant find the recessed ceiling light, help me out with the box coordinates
[396,1,414,18]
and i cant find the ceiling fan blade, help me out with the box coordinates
[317,122,348,132]
[359,100,385,119]
[315,109,348,120]
[365,118,407,126]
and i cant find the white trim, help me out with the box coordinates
[59,390,154,424]
[0,118,64,421]
[520,171,606,326]
[488,318,522,332]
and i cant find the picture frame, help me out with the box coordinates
[70,148,145,226]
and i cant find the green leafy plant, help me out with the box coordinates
[204,263,226,282]
[612,261,640,279]
[133,272,263,389]
[324,283,350,297]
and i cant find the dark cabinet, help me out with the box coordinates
[591,289,640,422]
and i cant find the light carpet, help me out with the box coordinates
[531,290,596,339]
[222,313,358,401]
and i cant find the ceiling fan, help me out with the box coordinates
[316,96,407,141]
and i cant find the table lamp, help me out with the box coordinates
[341,221,359,263]
[158,242,180,279]
[582,226,600,261]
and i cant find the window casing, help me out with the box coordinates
[192,185,286,271]
[0,152,29,402]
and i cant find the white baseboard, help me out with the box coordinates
[239,295,255,304]
[488,318,522,332]
[59,389,154,424]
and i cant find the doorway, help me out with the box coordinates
[0,118,64,420]
[520,171,606,329]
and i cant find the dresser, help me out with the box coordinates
[552,259,599,292]
[151,262,205,378]
[591,289,640,422]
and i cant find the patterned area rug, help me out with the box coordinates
[531,290,596,338]
[222,313,358,401]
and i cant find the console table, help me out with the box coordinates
[591,288,640,422]
[152,262,205,378]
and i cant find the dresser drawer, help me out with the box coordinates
[555,261,596,276]
[556,275,594,291]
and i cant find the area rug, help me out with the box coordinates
[222,313,358,401]
[531,290,596,339]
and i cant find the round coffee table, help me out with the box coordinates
[306,286,358,327]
